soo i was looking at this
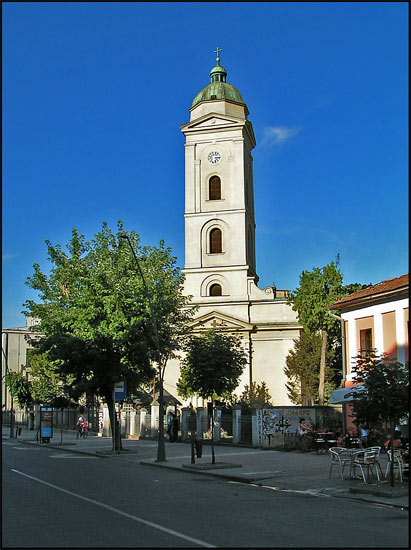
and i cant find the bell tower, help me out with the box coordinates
[181,48,258,302]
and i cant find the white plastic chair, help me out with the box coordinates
[329,447,352,479]
[385,449,403,483]
[352,449,383,482]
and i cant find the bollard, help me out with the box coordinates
[195,439,203,458]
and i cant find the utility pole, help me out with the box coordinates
[318,268,328,406]
[326,310,347,436]
[120,234,166,462]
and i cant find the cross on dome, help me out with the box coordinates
[214,46,222,65]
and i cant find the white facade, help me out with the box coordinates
[164,56,301,407]
[2,317,39,409]
[343,297,408,382]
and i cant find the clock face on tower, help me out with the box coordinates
[207,151,221,164]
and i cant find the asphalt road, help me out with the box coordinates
[2,439,409,548]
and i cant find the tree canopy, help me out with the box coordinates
[286,258,370,404]
[177,330,247,401]
[284,330,337,405]
[23,221,194,413]
[4,371,32,409]
[229,381,273,412]
[351,353,409,428]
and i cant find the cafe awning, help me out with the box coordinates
[329,384,366,404]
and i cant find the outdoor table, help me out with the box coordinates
[342,448,360,479]
[314,432,336,453]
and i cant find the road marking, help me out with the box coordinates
[48,454,99,459]
[240,471,282,475]
[11,469,216,548]
[229,481,330,498]
[11,446,40,451]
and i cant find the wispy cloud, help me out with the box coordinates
[261,125,302,147]
[2,253,18,263]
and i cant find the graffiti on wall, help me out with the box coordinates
[257,408,315,445]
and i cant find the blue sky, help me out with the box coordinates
[2,2,408,329]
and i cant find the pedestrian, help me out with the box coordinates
[76,413,86,439]
[167,412,174,442]
[358,425,368,448]
[172,413,179,442]
[384,431,402,450]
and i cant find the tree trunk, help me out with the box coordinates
[211,397,216,465]
[318,329,327,405]
[106,393,122,452]
[156,363,166,462]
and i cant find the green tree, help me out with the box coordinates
[4,371,33,409]
[351,353,409,486]
[177,329,247,463]
[27,349,66,405]
[284,330,336,405]
[230,381,273,412]
[177,330,247,400]
[288,258,370,404]
[23,221,194,450]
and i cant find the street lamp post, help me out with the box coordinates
[327,310,347,436]
[119,234,166,462]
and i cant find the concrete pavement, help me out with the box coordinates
[3,427,409,510]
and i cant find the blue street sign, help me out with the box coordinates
[114,380,127,401]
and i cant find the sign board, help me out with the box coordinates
[40,407,53,440]
[114,380,127,401]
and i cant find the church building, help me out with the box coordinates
[165,50,301,406]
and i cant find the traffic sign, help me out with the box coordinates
[114,380,127,401]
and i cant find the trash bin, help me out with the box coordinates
[195,439,203,458]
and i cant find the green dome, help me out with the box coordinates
[210,64,227,76]
[191,81,245,108]
[191,48,246,109]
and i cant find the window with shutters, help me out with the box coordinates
[209,176,221,200]
[209,284,222,296]
[209,228,222,253]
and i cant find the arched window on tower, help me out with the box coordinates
[209,228,222,254]
[209,283,222,296]
[209,176,221,200]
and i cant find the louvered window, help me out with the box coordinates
[210,228,222,253]
[209,176,221,200]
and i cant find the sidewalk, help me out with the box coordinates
[3,427,409,510]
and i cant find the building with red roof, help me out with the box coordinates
[328,274,408,432]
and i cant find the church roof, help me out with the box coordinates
[191,48,246,109]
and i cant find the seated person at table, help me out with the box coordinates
[384,430,402,450]
[297,418,312,436]
[344,430,359,448]
[336,432,344,447]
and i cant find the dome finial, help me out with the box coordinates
[214,46,222,66]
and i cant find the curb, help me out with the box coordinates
[140,460,258,483]
[18,438,108,458]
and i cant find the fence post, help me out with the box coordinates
[129,411,135,437]
[213,407,222,441]
[233,406,241,444]
[196,407,204,439]
[102,406,110,437]
[181,407,189,440]
[252,404,262,447]
[139,409,146,438]
[151,400,159,439]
